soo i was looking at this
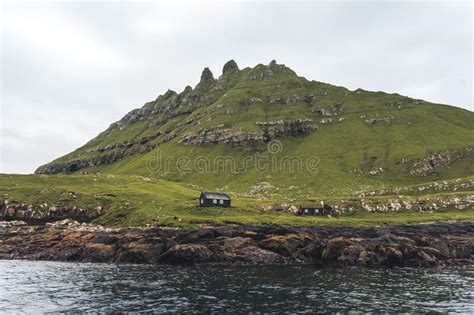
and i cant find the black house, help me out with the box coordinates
[297,203,331,216]
[199,192,231,208]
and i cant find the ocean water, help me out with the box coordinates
[0,260,472,313]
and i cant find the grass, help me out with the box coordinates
[1,174,472,228]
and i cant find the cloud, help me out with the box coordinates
[4,3,128,74]
[1,1,472,173]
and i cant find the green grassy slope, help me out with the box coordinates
[33,60,473,198]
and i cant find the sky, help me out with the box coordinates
[1,0,472,174]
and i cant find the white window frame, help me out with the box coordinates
[219,199,224,205]
[213,199,217,204]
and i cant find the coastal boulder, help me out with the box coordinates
[116,241,165,264]
[223,237,255,249]
[338,244,364,265]
[357,250,378,267]
[259,234,310,260]
[158,244,214,264]
[82,243,117,262]
[233,246,287,264]
[383,246,404,267]
[300,239,326,260]
[321,237,351,262]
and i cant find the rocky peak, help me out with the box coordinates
[155,89,177,101]
[163,89,177,99]
[200,67,215,84]
[268,60,296,76]
[222,59,239,75]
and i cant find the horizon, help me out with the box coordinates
[1,1,472,174]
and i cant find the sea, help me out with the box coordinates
[0,260,472,313]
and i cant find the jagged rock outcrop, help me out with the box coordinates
[222,59,239,75]
[0,222,472,267]
[200,67,215,84]
[162,89,177,99]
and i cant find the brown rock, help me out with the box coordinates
[357,250,378,267]
[300,240,325,260]
[233,246,287,264]
[158,244,213,264]
[82,243,117,262]
[259,235,303,258]
[339,244,364,265]
[417,250,438,267]
[321,237,351,262]
[384,246,404,267]
[223,237,255,249]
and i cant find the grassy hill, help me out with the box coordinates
[4,59,471,227]
[34,60,474,198]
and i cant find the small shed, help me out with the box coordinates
[199,192,231,208]
[297,201,331,216]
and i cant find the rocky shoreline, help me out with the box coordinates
[0,220,472,267]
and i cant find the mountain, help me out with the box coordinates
[35,60,474,197]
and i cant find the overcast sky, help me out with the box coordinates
[1,1,472,174]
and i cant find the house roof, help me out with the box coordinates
[299,201,324,208]
[201,192,230,200]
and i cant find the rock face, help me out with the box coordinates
[179,119,317,146]
[35,160,93,174]
[0,200,103,223]
[179,126,263,146]
[95,131,161,153]
[0,221,472,267]
[35,130,176,174]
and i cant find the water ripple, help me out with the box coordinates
[0,261,472,313]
